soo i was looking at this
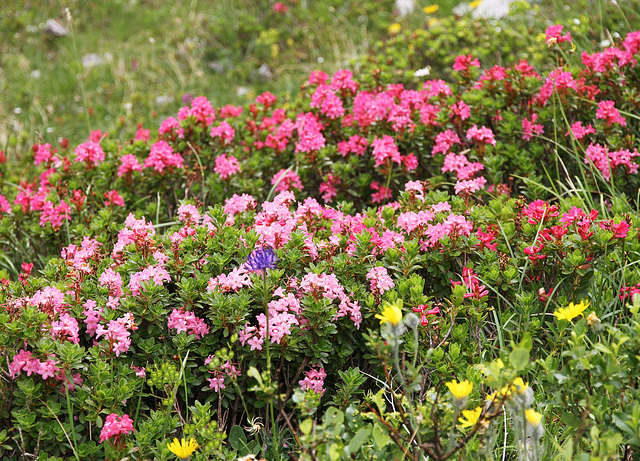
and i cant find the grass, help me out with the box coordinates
[0,0,445,166]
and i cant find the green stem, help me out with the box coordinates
[263,271,279,460]
[64,370,80,461]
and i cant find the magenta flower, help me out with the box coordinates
[99,413,135,443]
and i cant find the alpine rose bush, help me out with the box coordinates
[1,20,640,461]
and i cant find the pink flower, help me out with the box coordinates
[168,308,210,339]
[177,203,201,225]
[0,195,12,214]
[370,181,392,204]
[34,143,56,166]
[566,121,595,140]
[83,299,104,336]
[422,79,452,99]
[88,129,108,142]
[330,69,359,93]
[256,91,277,109]
[466,125,496,146]
[100,413,135,443]
[522,114,544,141]
[545,24,572,45]
[319,174,340,203]
[95,316,136,356]
[144,140,184,173]
[596,100,627,127]
[432,129,461,156]
[51,313,80,344]
[299,368,327,395]
[271,169,303,192]
[117,154,142,177]
[134,128,150,141]
[207,266,253,292]
[452,54,481,72]
[442,153,484,180]
[104,190,125,207]
[129,265,170,296]
[214,154,241,179]
[366,266,394,294]
[450,101,470,120]
[39,200,71,230]
[454,177,487,195]
[210,121,236,144]
[522,200,559,224]
[224,194,257,216]
[308,70,329,85]
[273,2,289,12]
[371,135,402,167]
[158,116,184,137]
[74,141,105,166]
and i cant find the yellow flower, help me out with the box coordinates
[554,300,589,322]
[167,438,199,459]
[388,23,402,36]
[586,311,600,327]
[525,409,542,426]
[376,302,403,326]
[469,0,482,8]
[510,377,528,395]
[446,379,473,400]
[458,406,482,428]
[423,4,439,14]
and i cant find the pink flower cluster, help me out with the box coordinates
[452,267,488,300]
[585,143,639,181]
[167,308,210,338]
[129,264,171,296]
[144,140,184,173]
[208,266,253,292]
[99,413,135,443]
[61,236,102,273]
[74,141,105,167]
[545,25,572,45]
[371,135,402,168]
[366,266,395,294]
[214,153,241,180]
[271,169,303,192]
[299,367,327,395]
[112,213,156,258]
[205,357,240,392]
[95,313,137,356]
[9,350,60,380]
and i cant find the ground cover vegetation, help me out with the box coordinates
[2,0,640,460]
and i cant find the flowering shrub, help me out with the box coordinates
[1,9,640,460]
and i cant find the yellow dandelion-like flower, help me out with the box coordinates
[423,4,439,14]
[469,0,482,8]
[375,302,403,326]
[446,379,473,400]
[458,406,482,428]
[525,409,542,427]
[388,23,402,36]
[167,438,199,459]
[554,300,589,322]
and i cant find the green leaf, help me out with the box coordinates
[229,425,247,451]
[300,418,313,436]
[348,427,371,453]
[509,347,530,372]
[372,424,390,449]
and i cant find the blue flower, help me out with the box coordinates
[245,247,278,271]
